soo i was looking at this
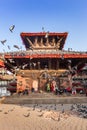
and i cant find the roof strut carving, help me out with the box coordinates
[26,37,34,48]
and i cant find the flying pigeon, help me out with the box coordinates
[22,63,28,69]
[0,40,7,45]
[42,27,45,32]
[9,25,15,32]
[7,45,11,50]
[13,45,20,49]
[67,60,72,63]
[45,31,49,38]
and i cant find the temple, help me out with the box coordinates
[0,32,87,93]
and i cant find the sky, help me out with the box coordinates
[0,0,87,52]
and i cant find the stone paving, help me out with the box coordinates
[0,92,87,130]
[2,92,87,104]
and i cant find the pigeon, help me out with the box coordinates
[38,109,42,112]
[61,108,64,113]
[7,45,11,50]
[33,62,36,67]
[45,31,49,38]
[3,49,5,52]
[32,105,36,111]
[23,113,30,117]
[13,45,20,49]
[67,60,72,63]
[38,113,43,117]
[57,117,60,121]
[8,59,15,63]
[0,110,2,112]
[4,112,8,114]
[42,27,45,32]
[22,63,28,69]
[0,40,7,45]
[61,103,63,106]
[70,105,75,111]
[9,25,15,32]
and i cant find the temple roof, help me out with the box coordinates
[20,32,68,50]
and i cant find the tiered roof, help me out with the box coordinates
[20,32,68,50]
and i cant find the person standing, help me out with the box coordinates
[46,82,50,92]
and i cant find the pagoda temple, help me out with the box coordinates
[0,32,87,93]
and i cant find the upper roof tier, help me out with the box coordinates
[20,32,68,50]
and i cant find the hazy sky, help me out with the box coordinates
[0,0,87,52]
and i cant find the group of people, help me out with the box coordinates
[46,80,63,95]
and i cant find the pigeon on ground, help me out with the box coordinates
[0,110,2,112]
[4,112,8,114]
[23,113,30,117]
[38,113,44,117]
[38,109,42,112]
[61,108,64,113]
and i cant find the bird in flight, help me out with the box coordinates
[7,45,11,50]
[13,45,20,49]
[9,25,15,32]
[0,39,7,45]
[42,27,45,32]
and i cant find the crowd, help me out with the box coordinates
[46,80,63,95]
[46,79,87,96]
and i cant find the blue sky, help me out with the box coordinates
[0,0,87,52]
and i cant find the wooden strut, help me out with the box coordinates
[26,37,34,48]
[56,37,63,49]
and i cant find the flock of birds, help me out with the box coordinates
[0,103,87,120]
[22,103,87,119]
[1,25,15,45]
[0,25,21,51]
[0,26,84,78]
[0,26,51,52]
[75,104,87,118]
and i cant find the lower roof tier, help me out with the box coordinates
[3,50,87,59]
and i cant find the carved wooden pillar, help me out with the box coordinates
[30,63,32,70]
[30,60,32,70]
[56,59,59,70]
[15,60,19,68]
[37,61,40,70]
[48,59,51,69]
